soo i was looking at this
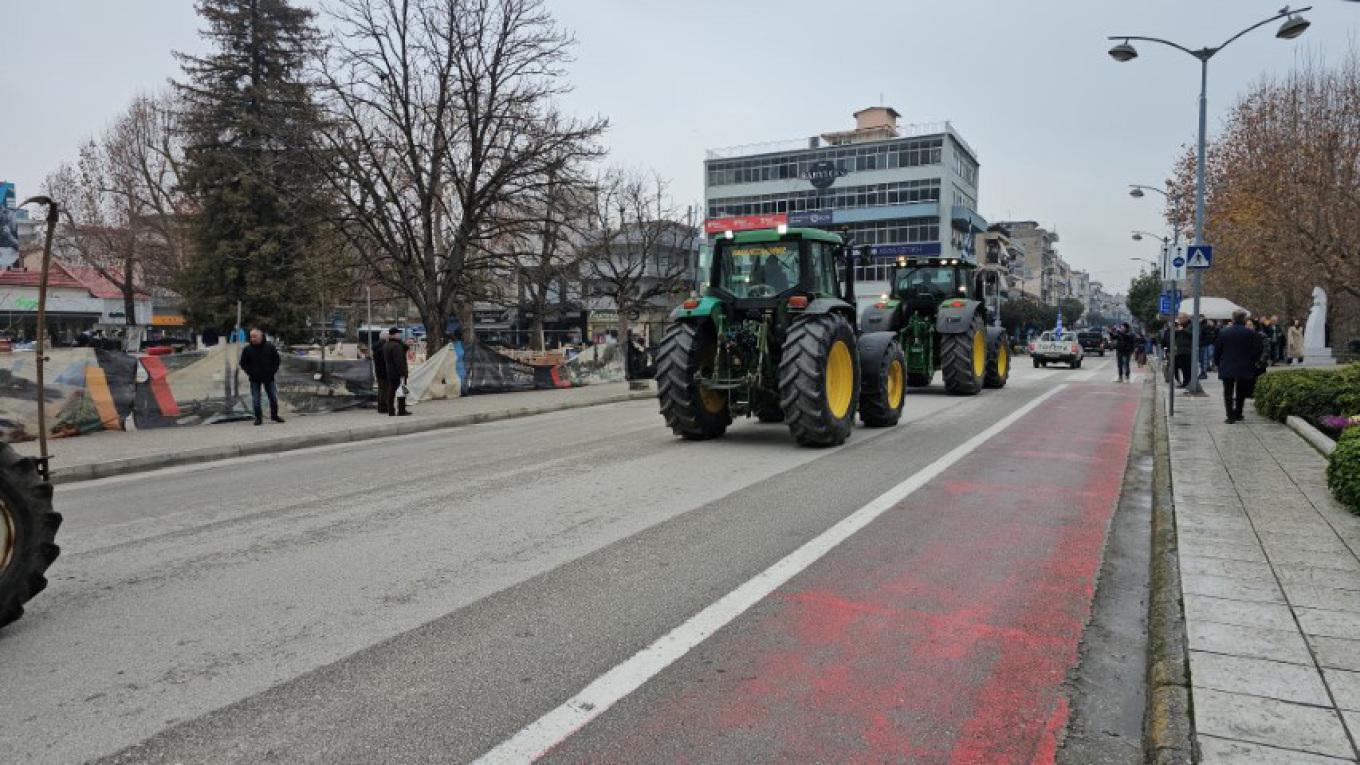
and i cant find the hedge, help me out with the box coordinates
[1327,428,1360,515]
[1254,363,1360,423]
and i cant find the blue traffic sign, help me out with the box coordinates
[1159,290,1183,314]
[1172,256,1185,268]
[1186,245,1212,269]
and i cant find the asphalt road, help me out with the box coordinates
[0,357,1143,764]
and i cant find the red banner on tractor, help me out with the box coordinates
[704,214,788,234]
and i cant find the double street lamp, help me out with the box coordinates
[1108,6,1313,395]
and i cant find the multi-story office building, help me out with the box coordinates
[703,107,985,308]
[993,220,1062,306]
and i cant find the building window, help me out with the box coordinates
[707,179,941,219]
[706,136,945,188]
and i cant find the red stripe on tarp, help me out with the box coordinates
[139,356,181,417]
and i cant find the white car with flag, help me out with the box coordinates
[1029,330,1084,369]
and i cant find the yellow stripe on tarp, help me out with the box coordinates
[84,364,123,431]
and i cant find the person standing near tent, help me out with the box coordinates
[382,328,410,417]
[239,329,284,426]
[372,333,389,414]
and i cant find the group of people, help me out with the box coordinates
[236,326,413,426]
[1158,313,1305,390]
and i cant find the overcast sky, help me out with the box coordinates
[7,0,1356,293]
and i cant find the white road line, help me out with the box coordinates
[472,383,1070,764]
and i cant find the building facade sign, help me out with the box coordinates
[871,242,943,259]
[787,210,834,227]
[703,214,787,234]
[804,160,848,190]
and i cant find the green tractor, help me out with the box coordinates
[860,254,1010,395]
[656,227,905,447]
[0,445,61,628]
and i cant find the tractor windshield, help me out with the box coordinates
[714,241,800,298]
[894,267,959,301]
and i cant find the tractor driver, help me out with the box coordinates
[757,252,792,292]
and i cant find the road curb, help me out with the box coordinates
[1143,372,1195,763]
[1286,415,1337,457]
[48,389,656,485]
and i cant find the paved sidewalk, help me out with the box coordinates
[13,382,653,484]
[1167,381,1360,762]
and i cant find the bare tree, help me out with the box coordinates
[583,168,698,349]
[44,91,190,342]
[315,0,607,353]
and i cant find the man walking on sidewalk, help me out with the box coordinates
[1214,310,1264,424]
[382,328,411,417]
[239,329,285,426]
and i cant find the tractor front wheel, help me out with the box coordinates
[859,338,906,428]
[780,314,859,447]
[984,333,1010,389]
[0,445,61,629]
[941,315,986,396]
[656,322,731,440]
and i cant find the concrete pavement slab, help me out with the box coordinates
[1187,621,1313,664]
[1324,669,1360,712]
[1185,594,1298,631]
[1181,572,1286,603]
[1190,651,1331,705]
[1311,636,1360,673]
[1197,735,1357,764]
[1284,583,1360,612]
[1298,608,1360,639]
[1180,555,1274,581]
[1180,538,1270,563]
[1276,565,1360,591]
[1193,688,1354,759]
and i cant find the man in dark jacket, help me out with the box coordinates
[1111,322,1137,382]
[371,335,389,414]
[1214,310,1265,424]
[382,328,411,416]
[239,329,284,426]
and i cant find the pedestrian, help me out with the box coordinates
[1162,314,1193,388]
[238,329,285,426]
[1134,330,1148,369]
[1215,310,1265,424]
[1112,322,1136,382]
[1286,319,1304,365]
[381,328,411,417]
[371,333,389,414]
[1199,318,1218,378]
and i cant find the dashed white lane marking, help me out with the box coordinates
[471,383,1070,764]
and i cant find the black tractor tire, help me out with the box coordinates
[941,315,986,396]
[984,333,1010,389]
[906,371,933,387]
[656,322,731,440]
[754,394,784,423]
[858,337,906,428]
[0,445,61,629]
[779,314,859,447]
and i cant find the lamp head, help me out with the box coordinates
[1108,41,1138,62]
[1129,187,1145,199]
[20,195,53,207]
[1131,233,1144,241]
[1276,14,1310,40]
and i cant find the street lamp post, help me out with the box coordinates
[1132,232,1179,414]
[1109,6,1312,395]
[18,197,58,478]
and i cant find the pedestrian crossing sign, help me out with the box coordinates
[1185,245,1212,269]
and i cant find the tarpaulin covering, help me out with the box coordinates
[465,344,572,394]
[0,345,376,443]
[560,343,626,387]
[405,342,465,403]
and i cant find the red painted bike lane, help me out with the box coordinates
[544,382,1142,764]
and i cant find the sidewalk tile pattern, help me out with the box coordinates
[1169,384,1360,761]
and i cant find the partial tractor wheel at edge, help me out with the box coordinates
[0,444,61,629]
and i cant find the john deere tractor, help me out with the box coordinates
[860,253,1009,395]
[0,445,61,628]
[656,227,905,447]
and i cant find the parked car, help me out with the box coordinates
[1077,329,1107,356]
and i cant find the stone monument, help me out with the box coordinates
[1303,286,1335,366]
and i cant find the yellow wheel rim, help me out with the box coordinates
[997,344,1009,378]
[0,497,14,574]
[887,359,904,409]
[826,340,854,419]
[698,342,727,415]
[972,331,986,378]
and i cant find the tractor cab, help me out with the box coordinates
[703,228,850,317]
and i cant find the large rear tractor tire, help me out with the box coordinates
[656,322,731,440]
[0,445,61,629]
[984,333,1010,389]
[858,335,906,428]
[780,314,859,447]
[941,315,986,396]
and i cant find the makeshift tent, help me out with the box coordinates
[1194,297,1251,321]
[405,342,465,403]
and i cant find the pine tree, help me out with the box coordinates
[174,0,332,339]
